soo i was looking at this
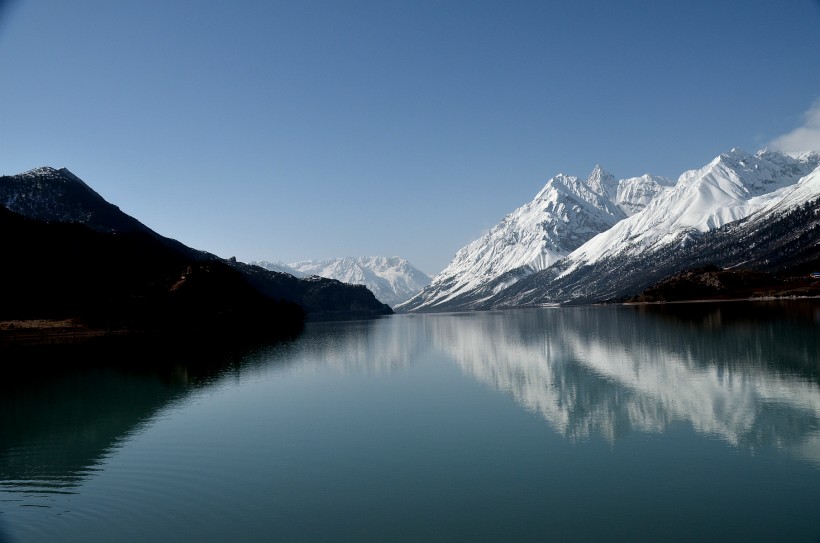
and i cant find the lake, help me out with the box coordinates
[2,302,820,542]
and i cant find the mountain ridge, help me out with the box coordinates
[401,148,820,312]
[398,164,672,312]
[0,167,392,329]
[490,153,820,308]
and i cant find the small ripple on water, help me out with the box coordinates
[1,436,259,543]
[0,480,80,492]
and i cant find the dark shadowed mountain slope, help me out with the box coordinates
[629,265,820,303]
[0,167,391,325]
[0,167,147,233]
[234,261,393,319]
[0,204,306,335]
[0,166,207,260]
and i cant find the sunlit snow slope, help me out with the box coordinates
[494,149,820,306]
[561,149,820,274]
[398,166,671,312]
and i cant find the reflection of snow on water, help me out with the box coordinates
[425,307,820,461]
[296,316,427,375]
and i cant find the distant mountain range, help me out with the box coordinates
[252,257,431,307]
[399,148,820,312]
[6,145,819,327]
[0,167,391,335]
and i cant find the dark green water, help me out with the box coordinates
[2,302,820,542]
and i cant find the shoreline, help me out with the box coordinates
[620,294,820,306]
[6,294,819,341]
[0,319,123,344]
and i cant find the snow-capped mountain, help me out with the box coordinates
[490,149,820,307]
[560,149,819,275]
[400,148,820,312]
[250,260,304,277]
[586,166,674,216]
[253,256,430,307]
[398,166,671,312]
[612,173,675,215]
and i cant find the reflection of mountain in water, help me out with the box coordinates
[296,316,427,374]
[4,304,820,501]
[0,319,422,501]
[428,304,820,454]
[0,338,289,496]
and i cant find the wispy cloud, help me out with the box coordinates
[769,100,820,154]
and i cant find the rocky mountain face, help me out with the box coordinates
[254,256,431,307]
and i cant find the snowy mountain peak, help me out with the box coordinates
[254,256,431,307]
[784,150,820,162]
[548,148,820,283]
[17,166,88,186]
[402,147,820,313]
[692,147,820,198]
[535,173,625,218]
[586,164,618,201]
[20,166,60,176]
[589,164,608,176]
[250,260,302,277]
[398,170,631,312]
[535,173,573,199]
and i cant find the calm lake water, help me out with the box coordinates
[2,302,820,542]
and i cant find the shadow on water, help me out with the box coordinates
[0,317,403,505]
[631,299,820,376]
[0,523,12,543]
[0,331,303,496]
[632,297,820,324]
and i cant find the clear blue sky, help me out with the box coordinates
[2,0,820,274]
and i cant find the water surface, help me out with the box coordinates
[2,302,820,542]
